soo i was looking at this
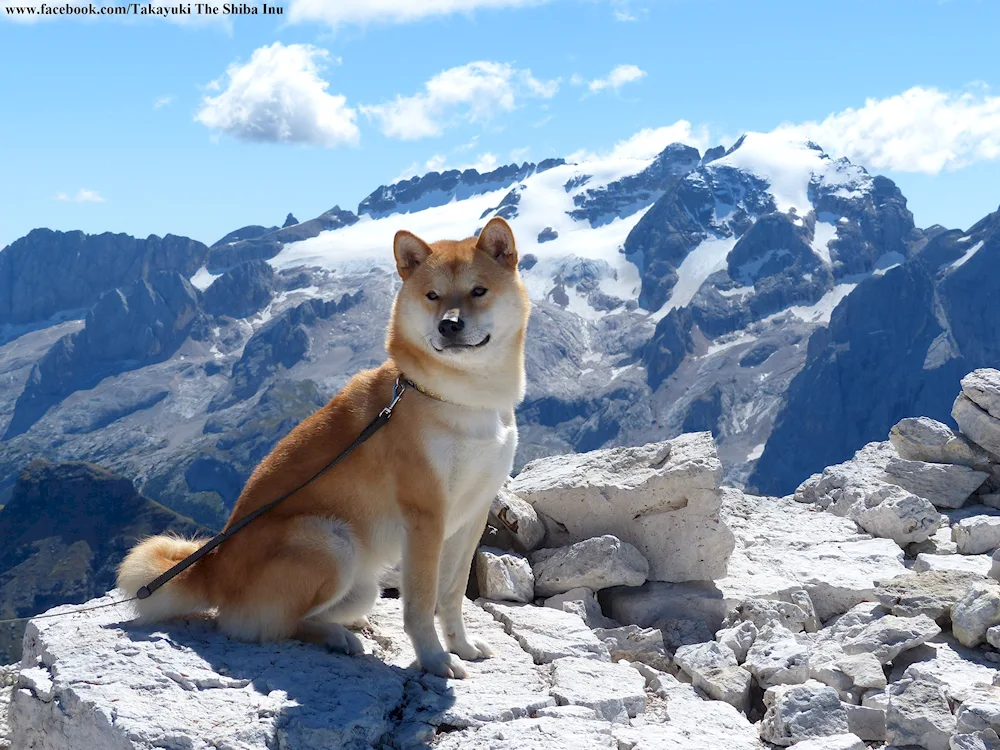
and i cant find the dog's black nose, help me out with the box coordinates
[438,317,465,337]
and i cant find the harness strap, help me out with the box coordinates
[137,376,408,600]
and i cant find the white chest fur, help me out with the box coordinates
[423,405,518,537]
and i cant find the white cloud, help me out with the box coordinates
[55,189,106,203]
[288,0,548,27]
[196,43,359,147]
[586,64,646,94]
[774,85,1000,173]
[153,95,174,110]
[394,151,499,182]
[569,120,712,163]
[360,61,559,140]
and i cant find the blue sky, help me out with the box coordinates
[1,0,999,250]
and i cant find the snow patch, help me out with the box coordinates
[948,240,984,270]
[652,234,738,320]
[190,266,222,291]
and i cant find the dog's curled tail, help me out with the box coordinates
[116,535,211,623]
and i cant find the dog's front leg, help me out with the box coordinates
[437,507,494,661]
[402,509,468,679]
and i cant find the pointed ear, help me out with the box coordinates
[475,217,518,270]
[393,230,432,280]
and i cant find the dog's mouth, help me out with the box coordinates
[433,334,491,352]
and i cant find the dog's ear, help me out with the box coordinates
[475,217,518,270]
[393,230,432,279]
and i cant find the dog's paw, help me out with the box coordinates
[321,623,365,655]
[447,636,493,661]
[418,650,468,679]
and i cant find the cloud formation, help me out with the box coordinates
[196,43,359,147]
[775,86,1000,173]
[55,189,106,203]
[360,61,559,140]
[586,64,647,94]
[570,121,712,162]
[288,0,548,27]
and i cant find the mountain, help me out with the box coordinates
[0,459,208,662]
[0,131,994,528]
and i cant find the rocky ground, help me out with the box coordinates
[4,368,1000,749]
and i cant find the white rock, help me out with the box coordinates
[850,483,944,546]
[603,580,732,633]
[533,705,599,719]
[10,596,556,749]
[434,716,617,750]
[896,636,998,704]
[591,625,671,671]
[716,620,758,664]
[820,601,889,642]
[951,729,1000,750]
[955,393,1000,459]
[808,642,856,699]
[909,525,960,556]
[760,681,851,746]
[0,664,16,750]
[745,624,811,688]
[479,600,610,663]
[863,688,889,710]
[542,587,617,628]
[841,614,942,664]
[844,703,887,742]
[720,493,911,622]
[988,626,1000,649]
[673,641,751,710]
[876,570,983,623]
[531,535,648,597]
[790,589,823,633]
[674,640,738,672]
[794,441,899,510]
[491,486,546,553]
[476,547,535,603]
[510,433,735,582]
[956,686,1000,735]
[885,457,989,509]
[953,582,1000,647]
[914,552,993,576]
[792,734,866,750]
[730,598,812,633]
[955,516,1000,555]
[549,656,646,722]
[885,678,957,750]
[616,666,765,750]
[890,416,992,470]
[963,369,1000,420]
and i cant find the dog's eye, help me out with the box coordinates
[426,292,439,301]
[471,287,488,298]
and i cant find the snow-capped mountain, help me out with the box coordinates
[0,132,993,525]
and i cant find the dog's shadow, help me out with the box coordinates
[113,610,457,749]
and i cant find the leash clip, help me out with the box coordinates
[381,377,407,419]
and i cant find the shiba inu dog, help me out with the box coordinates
[117,217,530,679]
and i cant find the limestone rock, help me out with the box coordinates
[479,600,610,663]
[955,516,1000,555]
[993,550,1000,582]
[745,624,811,688]
[531,535,648,597]
[549,656,646,722]
[841,613,940,663]
[951,729,1000,750]
[543,588,617,628]
[510,433,735,582]
[844,703,886,742]
[885,677,957,750]
[675,641,752,707]
[476,547,535,603]
[915,552,993,576]
[491,487,546,553]
[885,457,989,509]
[955,393,1000,459]
[730,598,812,633]
[875,570,983,623]
[793,441,899,511]
[953,582,1000,647]
[434,716,617,749]
[591,625,671,670]
[963,369,1000,420]
[897,637,998,704]
[792,734,866,750]
[850,483,944,546]
[716,620,758,664]
[890,416,993,470]
[760,681,851,746]
[956,686,1000,735]
[908,526,960,557]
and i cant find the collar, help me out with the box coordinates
[398,374,456,406]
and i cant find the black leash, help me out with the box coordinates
[136,376,409,600]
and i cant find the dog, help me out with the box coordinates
[117,217,530,679]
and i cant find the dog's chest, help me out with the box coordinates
[424,408,517,524]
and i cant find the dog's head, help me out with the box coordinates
[387,217,530,378]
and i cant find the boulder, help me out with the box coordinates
[963,369,1000,420]
[509,434,735,582]
[591,625,671,670]
[875,570,984,624]
[908,526,960,556]
[490,487,546,553]
[840,613,941,664]
[791,734,866,750]
[476,547,535,603]
[435,716,617,749]
[793,440,898,511]
[548,657,646,722]
[914,552,993,576]
[674,641,752,706]
[885,678,957,750]
[953,582,1000,647]
[728,598,813,633]
[843,703,886,742]
[760,681,851,746]
[884,457,989,509]
[955,394,1000,459]
[955,516,1000,555]
[543,588,617,628]
[745,624,811,688]
[889,416,992,470]
[716,620,758,664]
[479,601,610,663]
[531,536,648,597]
[849,483,944,546]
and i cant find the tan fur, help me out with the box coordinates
[117,217,530,679]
